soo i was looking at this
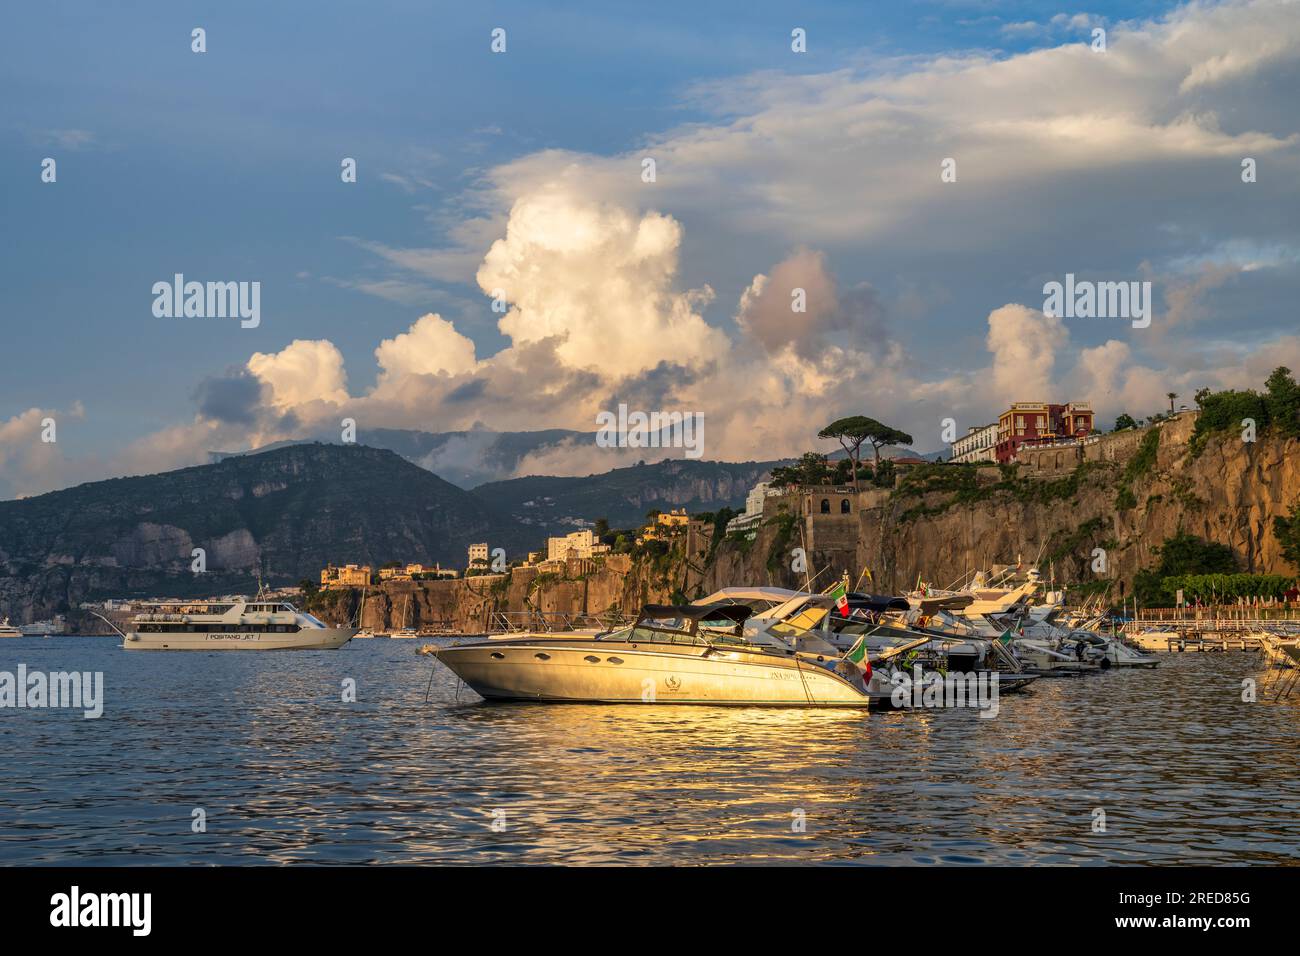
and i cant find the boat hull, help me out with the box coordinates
[123,627,357,651]
[433,638,884,707]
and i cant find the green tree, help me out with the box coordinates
[1112,413,1138,431]
[1189,388,1268,455]
[1275,501,1300,569]
[1166,392,1178,415]
[1264,366,1300,439]
[1133,531,1238,604]
[818,416,874,491]
[871,458,896,488]
[770,451,834,488]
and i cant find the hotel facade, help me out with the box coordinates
[994,402,1094,463]
[950,423,999,463]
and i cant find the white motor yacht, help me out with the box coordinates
[118,599,356,650]
[0,618,21,638]
[429,604,907,708]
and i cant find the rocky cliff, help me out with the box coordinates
[698,413,1300,597]
[331,413,1299,627]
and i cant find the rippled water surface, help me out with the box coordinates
[2,637,1298,865]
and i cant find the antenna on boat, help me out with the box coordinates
[796,519,814,593]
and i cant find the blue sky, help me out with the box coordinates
[2,1,1298,496]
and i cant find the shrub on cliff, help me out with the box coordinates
[1275,501,1300,570]
[1133,531,1238,604]
[1188,367,1299,454]
[1159,573,1295,604]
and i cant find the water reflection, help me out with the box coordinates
[1,637,1297,864]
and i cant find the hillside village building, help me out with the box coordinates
[638,508,691,543]
[726,482,779,536]
[950,423,998,463]
[320,564,372,589]
[378,563,458,581]
[994,402,1094,463]
[546,529,610,561]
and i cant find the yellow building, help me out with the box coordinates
[639,508,691,543]
[320,564,372,589]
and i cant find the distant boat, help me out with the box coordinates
[18,618,62,636]
[0,618,20,638]
[391,594,418,638]
[115,599,356,651]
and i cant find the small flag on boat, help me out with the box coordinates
[998,627,1013,644]
[845,636,873,681]
[829,581,850,616]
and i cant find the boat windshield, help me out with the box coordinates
[623,622,708,646]
[602,616,752,647]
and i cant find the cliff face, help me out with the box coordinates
[697,414,1300,596]
[0,444,526,623]
[13,415,1295,629]
[307,554,681,632]
[300,414,1299,628]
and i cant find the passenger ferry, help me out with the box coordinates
[121,599,356,651]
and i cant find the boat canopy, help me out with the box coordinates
[693,587,803,606]
[847,592,911,613]
[639,604,754,625]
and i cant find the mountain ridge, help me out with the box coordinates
[0,443,529,619]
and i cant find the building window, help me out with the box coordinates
[840,499,851,514]
[820,499,830,514]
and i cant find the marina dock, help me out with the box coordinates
[1124,613,1300,652]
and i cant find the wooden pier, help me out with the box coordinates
[1124,612,1300,652]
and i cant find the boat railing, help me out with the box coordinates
[488,610,633,634]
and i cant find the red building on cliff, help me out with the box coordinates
[995,402,1093,463]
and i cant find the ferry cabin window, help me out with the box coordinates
[138,623,301,633]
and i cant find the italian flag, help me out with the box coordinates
[829,582,850,616]
[845,636,873,681]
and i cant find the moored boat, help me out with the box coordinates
[429,604,902,708]
[118,599,355,650]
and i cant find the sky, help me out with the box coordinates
[2,0,1298,498]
